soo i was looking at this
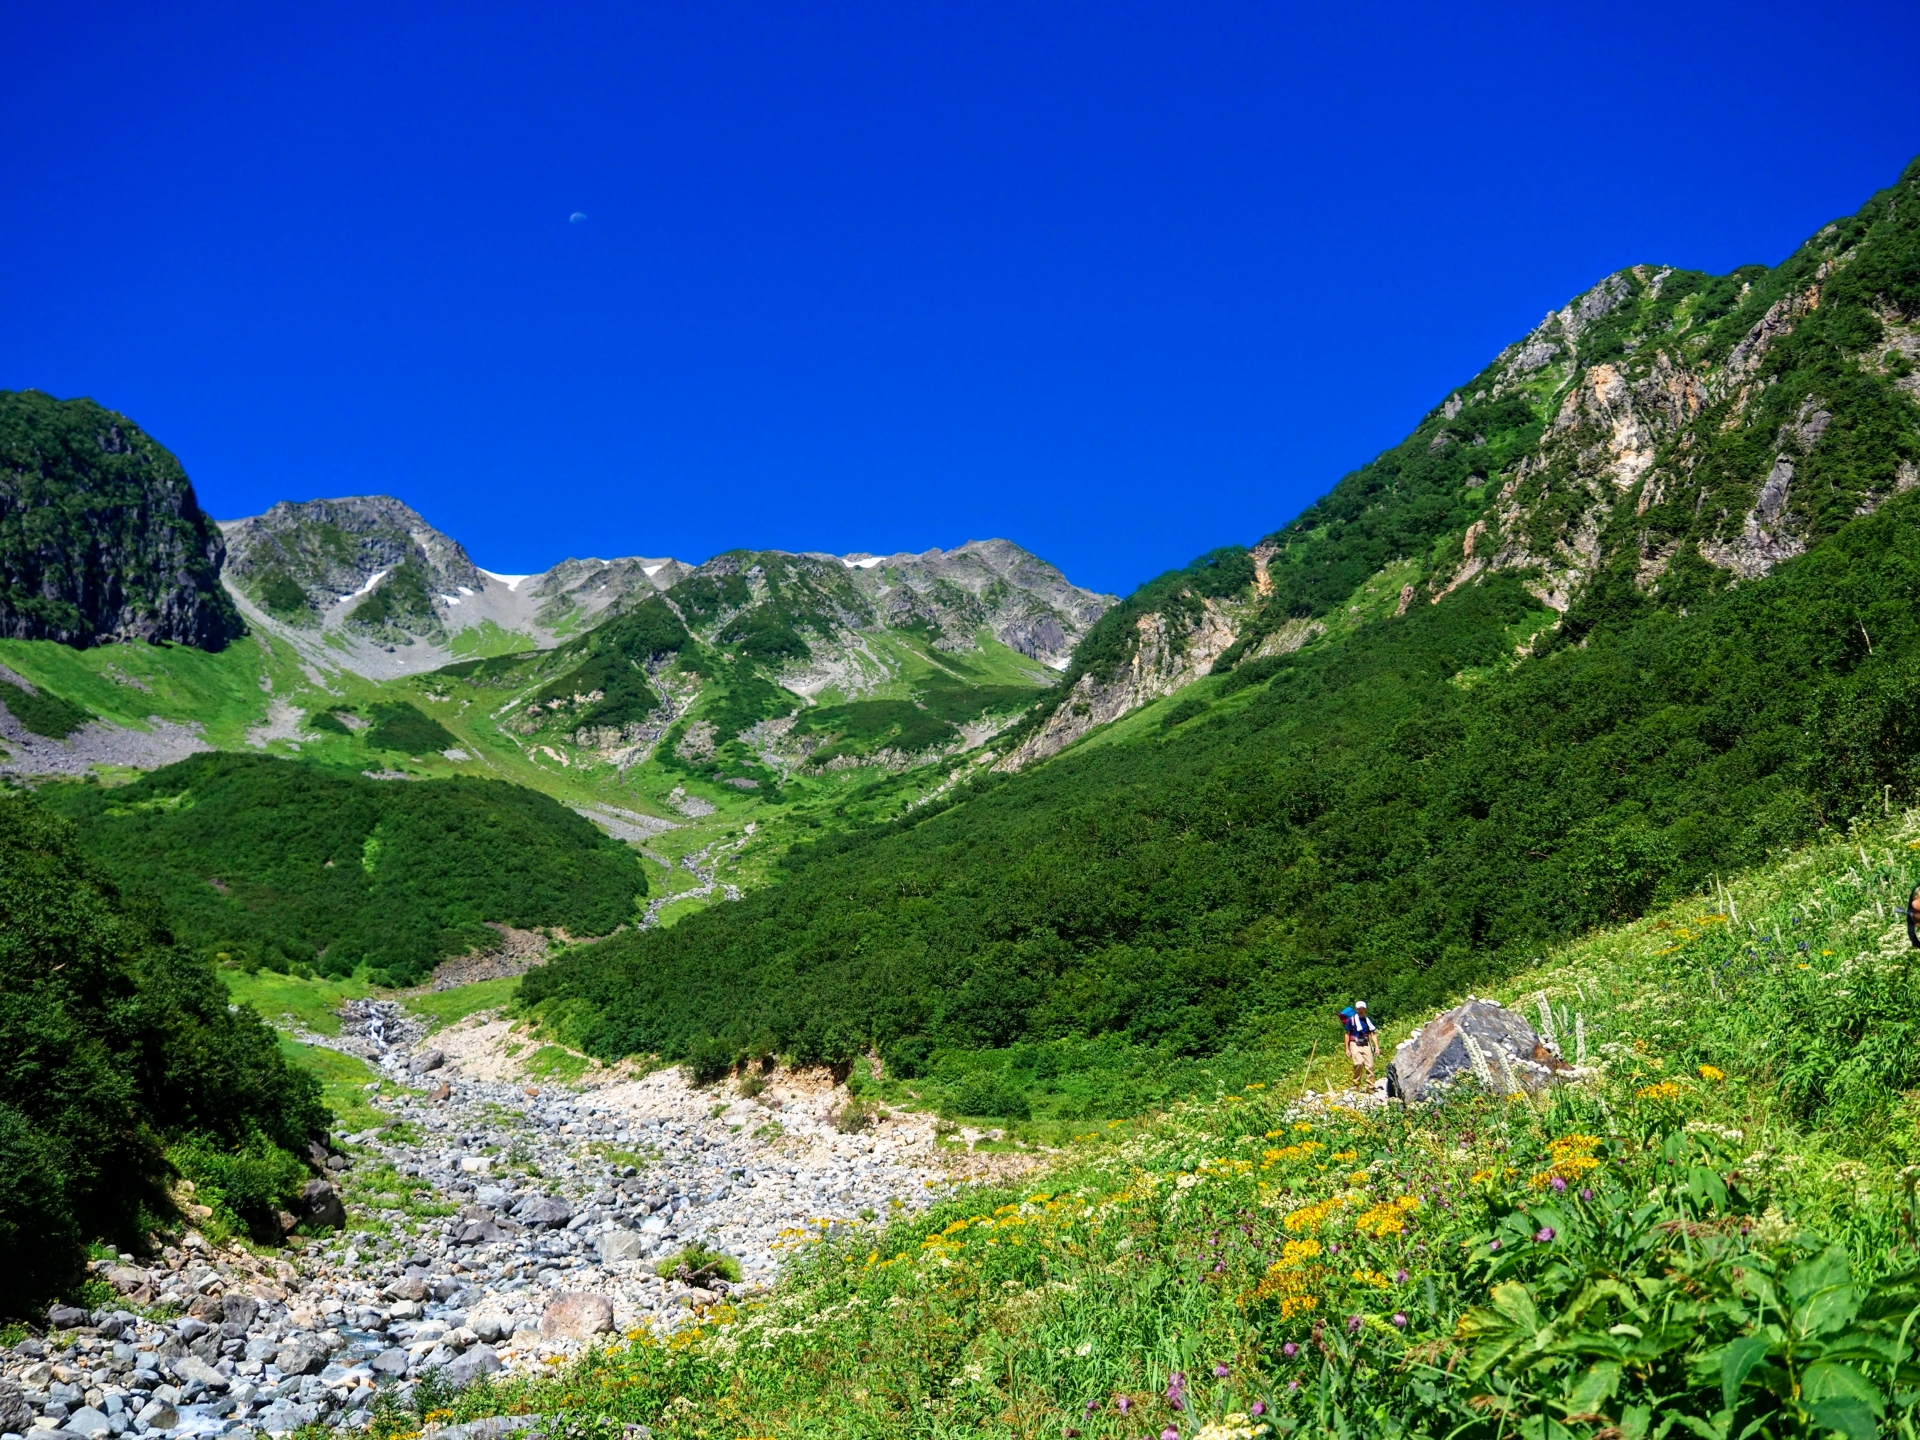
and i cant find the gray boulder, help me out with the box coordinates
[0,1379,31,1434]
[135,1400,179,1431]
[45,1304,88,1329]
[175,1355,227,1390]
[443,1344,502,1388]
[370,1348,410,1377]
[1387,998,1571,1103]
[408,1049,446,1075]
[296,1178,346,1229]
[63,1407,110,1438]
[540,1293,613,1340]
[596,1230,645,1264]
[274,1340,327,1376]
[514,1195,572,1228]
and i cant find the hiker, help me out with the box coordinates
[1340,1001,1379,1088]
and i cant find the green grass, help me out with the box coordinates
[275,1036,385,1134]
[227,967,374,1035]
[448,621,539,659]
[522,1044,597,1084]
[405,976,523,1028]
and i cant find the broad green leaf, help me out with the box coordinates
[1689,1164,1728,1211]
[1786,1246,1852,1307]
[1491,1281,1540,1331]
[1800,1361,1884,1414]
[1717,1334,1773,1411]
[1803,1397,1881,1440]
[1561,1361,1622,1417]
[1618,1403,1652,1440]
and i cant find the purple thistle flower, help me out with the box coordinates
[1392,1312,1408,1329]
[1287,1379,1301,1393]
[1213,1363,1230,1378]
[1250,1400,1266,1417]
[1393,1268,1408,1284]
[1489,1239,1501,1251]
[1086,1399,1099,1414]
[1580,1188,1593,1202]
[1163,1429,1180,1440]
[1328,1242,1341,1254]
[1116,1396,1131,1415]
[1534,1226,1556,1243]
[1347,1315,1363,1334]
[1282,1342,1298,1359]
[1166,1371,1187,1410]
[1550,1176,1567,1193]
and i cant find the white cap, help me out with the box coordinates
[1355,1000,1367,1009]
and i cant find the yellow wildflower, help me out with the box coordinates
[1283,1194,1351,1233]
[1353,1195,1420,1237]
[1698,1065,1725,1082]
[1638,1081,1684,1103]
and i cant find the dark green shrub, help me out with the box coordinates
[952,1075,1031,1120]
[364,701,456,753]
[305,709,352,735]
[685,1035,735,1086]
[0,680,90,738]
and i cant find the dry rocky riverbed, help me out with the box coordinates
[0,1002,1033,1440]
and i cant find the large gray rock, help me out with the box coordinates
[539,1293,614,1341]
[45,1304,88,1330]
[0,1379,31,1434]
[514,1195,572,1228]
[596,1229,645,1264]
[135,1400,178,1431]
[443,1344,502,1388]
[1387,998,1571,1103]
[296,1178,346,1229]
[370,1349,410,1377]
[408,1050,446,1075]
[62,1406,110,1438]
[274,1339,327,1376]
[175,1355,228,1390]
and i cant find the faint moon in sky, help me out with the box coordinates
[569,212,587,223]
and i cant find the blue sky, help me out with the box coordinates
[4,3,1917,597]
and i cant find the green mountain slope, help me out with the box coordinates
[521,157,1920,1105]
[38,753,650,986]
[0,390,244,650]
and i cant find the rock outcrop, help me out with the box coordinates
[0,391,245,651]
[1387,998,1571,1103]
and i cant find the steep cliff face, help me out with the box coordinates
[1004,156,1920,768]
[0,391,244,651]
[994,598,1240,769]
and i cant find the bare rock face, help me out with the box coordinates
[540,1291,614,1340]
[1387,998,1570,1104]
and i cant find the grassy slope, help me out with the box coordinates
[395,810,1920,1440]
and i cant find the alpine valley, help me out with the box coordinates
[3,156,1920,1440]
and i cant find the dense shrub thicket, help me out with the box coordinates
[523,489,1920,1088]
[44,753,647,986]
[0,798,325,1314]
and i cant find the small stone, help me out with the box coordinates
[540,1293,613,1341]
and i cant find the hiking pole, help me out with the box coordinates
[1299,1039,1318,1104]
